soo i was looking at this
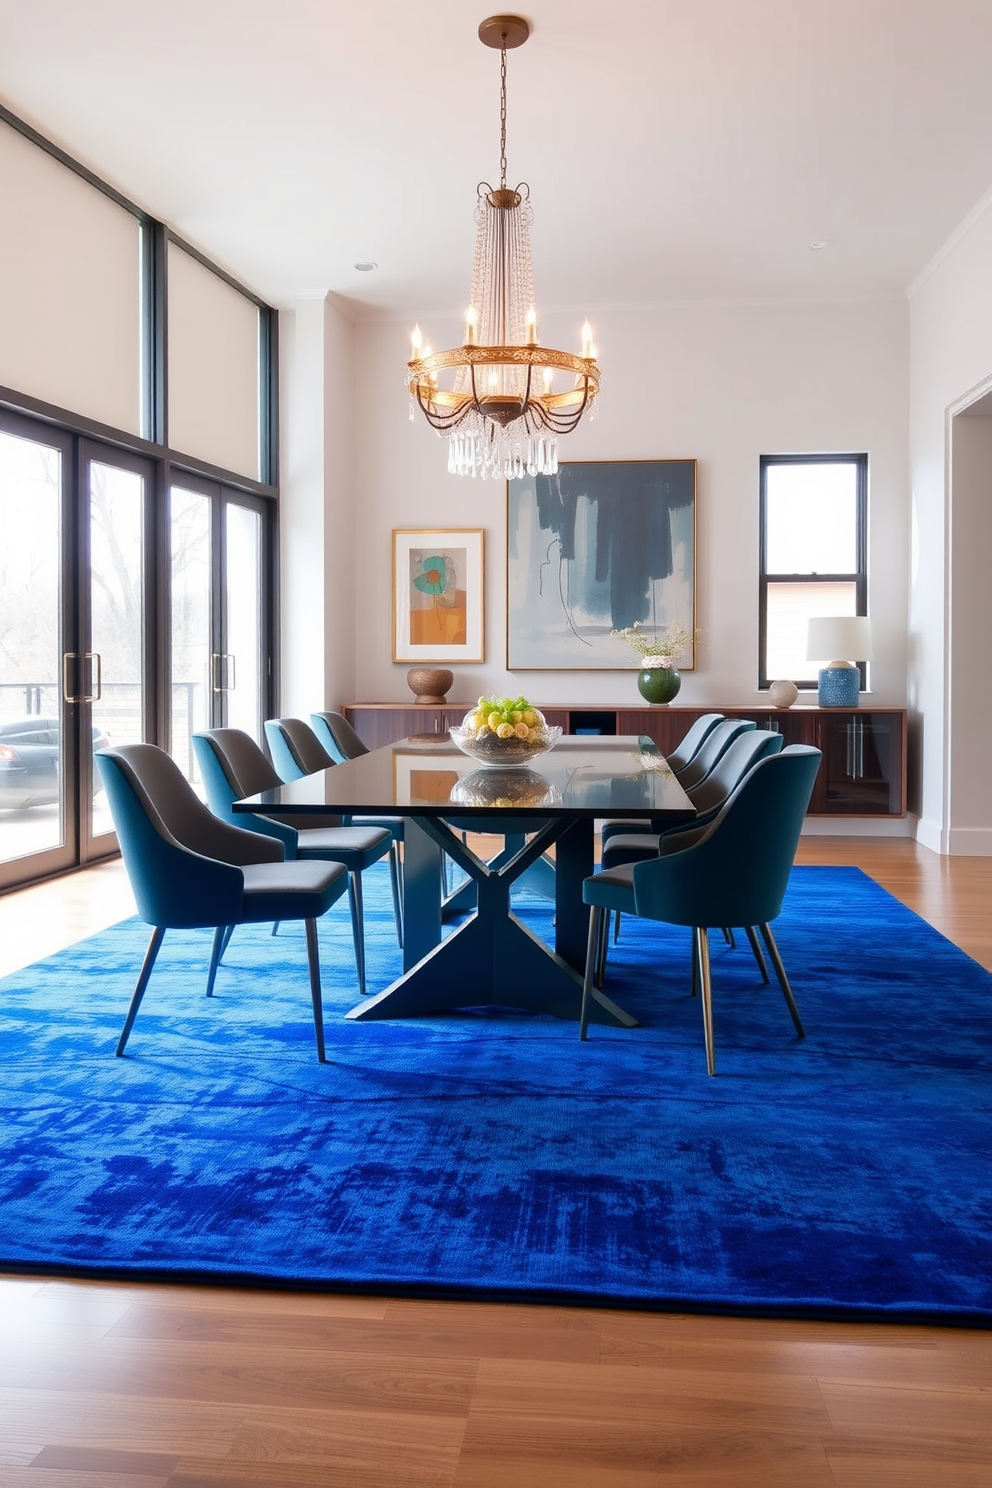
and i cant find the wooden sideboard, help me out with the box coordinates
[342,703,908,818]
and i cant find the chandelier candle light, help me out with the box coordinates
[408,15,601,479]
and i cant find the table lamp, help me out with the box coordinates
[806,616,873,707]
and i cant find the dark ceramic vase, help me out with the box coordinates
[637,665,681,705]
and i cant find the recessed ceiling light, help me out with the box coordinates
[354,260,378,272]
[809,240,834,251]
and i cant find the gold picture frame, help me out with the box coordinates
[392,528,485,664]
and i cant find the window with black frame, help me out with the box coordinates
[758,454,867,691]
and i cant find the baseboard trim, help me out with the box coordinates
[800,816,914,838]
[915,817,944,853]
[946,827,992,857]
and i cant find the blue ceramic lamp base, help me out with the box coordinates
[818,665,860,708]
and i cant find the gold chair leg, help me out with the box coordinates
[695,925,717,1076]
[305,917,327,1063]
[595,903,610,987]
[116,925,165,1057]
[579,905,603,1041]
[744,924,771,984]
[348,871,367,997]
[759,922,805,1037]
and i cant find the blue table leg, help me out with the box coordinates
[401,817,442,972]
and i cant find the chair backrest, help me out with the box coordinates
[264,717,335,782]
[666,713,725,773]
[95,745,258,929]
[674,717,756,791]
[193,727,281,799]
[633,745,822,929]
[686,728,783,816]
[311,711,369,763]
[192,729,298,852]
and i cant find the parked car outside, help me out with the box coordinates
[0,718,111,808]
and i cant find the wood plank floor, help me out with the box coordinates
[1,840,990,1486]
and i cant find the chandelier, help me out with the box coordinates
[408,14,600,479]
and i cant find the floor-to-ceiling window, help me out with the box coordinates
[0,106,278,888]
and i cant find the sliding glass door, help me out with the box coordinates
[0,417,157,884]
[84,446,153,857]
[0,420,75,884]
[170,475,269,783]
[0,411,273,889]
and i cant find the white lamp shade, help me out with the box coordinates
[806,615,873,664]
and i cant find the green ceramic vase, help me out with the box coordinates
[637,665,681,705]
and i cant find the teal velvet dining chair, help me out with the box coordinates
[579,745,822,1075]
[310,710,408,937]
[310,710,370,765]
[599,714,725,847]
[192,727,394,996]
[597,727,785,982]
[95,744,349,1062]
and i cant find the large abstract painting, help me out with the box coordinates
[506,460,696,670]
[392,528,485,663]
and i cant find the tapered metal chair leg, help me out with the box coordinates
[388,844,403,948]
[348,871,367,997]
[304,917,327,1063]
[614,909,622,943]
[759,922,805,1037]
[595,904,610,987]
[695,926,717,1075]
[116,925,166,1057]
[205,924,230,997]
[744,924,770,984]
[722,926,736,947]
[271,922,280,937]
[579,905,603,1040]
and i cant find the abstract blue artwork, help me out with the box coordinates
[507,460,696,670]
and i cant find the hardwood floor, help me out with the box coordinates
[1,841,989,1486]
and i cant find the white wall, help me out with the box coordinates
[908,195,992,852]
[278,294,356,716]
[353,299,909,712]
[947,407,992,852]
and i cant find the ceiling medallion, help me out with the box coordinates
[407,15,600,478]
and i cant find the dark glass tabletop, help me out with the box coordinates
[234,735,694,821]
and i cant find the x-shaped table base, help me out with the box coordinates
[346,815,637,1027]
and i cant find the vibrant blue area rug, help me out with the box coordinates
[1,865,989,1322]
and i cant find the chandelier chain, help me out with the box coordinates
[499,42,508,189]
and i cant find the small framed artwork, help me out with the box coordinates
[392,528,485,663]
[506,460,696,670]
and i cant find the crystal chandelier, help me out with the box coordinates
[408,15,600,479]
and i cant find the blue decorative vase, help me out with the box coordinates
[637,666,681,705]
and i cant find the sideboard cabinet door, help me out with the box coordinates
[814,711,905,815]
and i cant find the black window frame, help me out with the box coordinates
[758,452,868,692]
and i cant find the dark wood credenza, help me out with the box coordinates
[342,704,907,818]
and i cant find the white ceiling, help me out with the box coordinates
[2,0,992,317]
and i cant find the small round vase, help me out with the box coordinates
[406,667,454,704]
[768,679,799,709]
[637,665,681,705]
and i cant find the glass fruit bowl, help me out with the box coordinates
[449,698,561,768]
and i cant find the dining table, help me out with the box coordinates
[234,734,695,1026]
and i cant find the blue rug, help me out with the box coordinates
[0,865,989,1322]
